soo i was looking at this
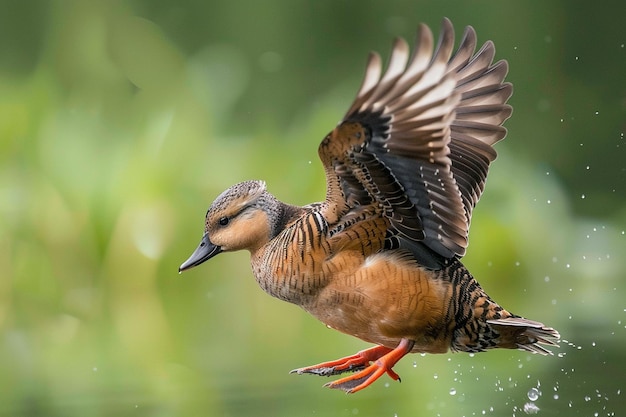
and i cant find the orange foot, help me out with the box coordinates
[291,338,415,393]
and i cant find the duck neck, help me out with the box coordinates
[258,192,303,240]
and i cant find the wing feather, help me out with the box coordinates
[318,18,512,264]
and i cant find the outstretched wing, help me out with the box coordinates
[318,18,512,265]
[447,24,513,231]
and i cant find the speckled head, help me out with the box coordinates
[179,180,278,272]
[205,180,267,231]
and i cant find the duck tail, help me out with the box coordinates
[487,316,561,355]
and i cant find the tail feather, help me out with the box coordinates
[487,317,561,355]
[517,342,553,355]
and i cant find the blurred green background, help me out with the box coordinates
[1,0,624,416]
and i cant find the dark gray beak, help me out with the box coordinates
[179,234,222,272]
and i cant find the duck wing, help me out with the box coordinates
[318,18,512,267]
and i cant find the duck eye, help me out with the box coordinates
[218,216,229,226]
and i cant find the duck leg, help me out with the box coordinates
[291,345,393,376]
[292,338,415,393]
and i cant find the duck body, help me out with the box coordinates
[239,187,537,356]
[180,19,559,393]
[253,205,456,354]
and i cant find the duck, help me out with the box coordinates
[179,18,560,394]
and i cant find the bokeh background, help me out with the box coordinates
[1,1,624,416]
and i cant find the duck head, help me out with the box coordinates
[179,180,281,272]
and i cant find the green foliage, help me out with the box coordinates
[0,1,624,416]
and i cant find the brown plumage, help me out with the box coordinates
[180,18,560,393]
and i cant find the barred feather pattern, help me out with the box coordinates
[249,203,559,356]
[319,18,513,263]
[437,261,560,354]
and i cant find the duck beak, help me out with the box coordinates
[179,234,222,272]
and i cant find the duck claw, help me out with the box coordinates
[292,339,414,393]
[324,364,392,393]
[290,364,365,377]
[290,345,392,377]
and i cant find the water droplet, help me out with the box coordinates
[523,402,540,414]
[528,387,540,401]
[449,388,457,395]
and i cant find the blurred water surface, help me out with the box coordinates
[1,1,624,416]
